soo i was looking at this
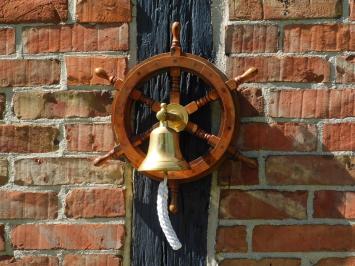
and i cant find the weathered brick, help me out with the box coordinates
[14,91,113,119]
[0,125,59,153]
[269,89,355,119]
[263,0,342,19]
[0,60,60,88]
[23,24,129,54]
[229,0,341,20]
[323,123,355,151]
[76,0,131,23]
[63,254,122,266]
[239,88,264,117]
[284,24,355,52]
[0,94,5,119]
[65,188,125,218]
[0,256,58,266]
[225,25,278,53]
[220,258,301,266]
[0,0,67,23]
[14,158,125,186]
[237,123,317,151]
[218,160,259,186]
[315,257,355,266]
[0,191,57,219]
[266,156,355,185]
[219,190,307,219]
[229,0,263,20]
[253,225,355,252]
[66,124,115,152]
[336,56,355,83]
[11,224,125,250]
[66,56,127,86]
[351,0,355,21]
[0,159,7,185]
[314,191,355,219]
[0,28,15,55]
[216,226,247,252]
[227,56,330,83]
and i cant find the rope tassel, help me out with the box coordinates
[157,178,182,250]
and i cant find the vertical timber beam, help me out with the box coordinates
[133,0,213,265]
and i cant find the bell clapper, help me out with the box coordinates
[168,181,179,214]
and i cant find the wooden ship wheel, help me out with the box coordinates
[94,22,257,213]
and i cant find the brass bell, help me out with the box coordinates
[138,103,190,172]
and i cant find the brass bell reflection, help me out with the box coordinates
[138,103,190,172]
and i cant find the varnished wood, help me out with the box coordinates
[111,53,236,181]
[130,89,161,112]
[95,22,258,183]
[93,144,123,166]
[95,67,122,88]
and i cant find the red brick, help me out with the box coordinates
[11,224,125,250]
[0,159,7,185]
[314,191,355,219]
[229,0,341,20]
[0,256,58,266]
[0,191,57,219]
[284,24,355,52]
[66,57,127,86]
[66,124,115,152]
[269,89,355,119]
[14,91,113,119]
[0,125,59,153]
[237,123,317,151]
[323,123,355,151]
[239,88,264,117]
[216,226,247,252]
[0,28,15,55]
[336,56,355,83]
[266,156,355,185]
[263,0,342,19]
[0,60,60,88]
[0,0,67,23]
[0,94,5,119]
[14,158,125,185]
[253,225,355,252]
[229,0,263,20]
[351,0,355,21]
[220,258,301,266]
[227,56,330,83]
[65,188,125,218]
[225,25,278,53]
[23,24,129,54]
[76,0,131,23]
[218,160,259,186]
[63,254,122,266]
[219,190,307,219]
[315,257,355,266]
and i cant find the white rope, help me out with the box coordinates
[157,178,182,250]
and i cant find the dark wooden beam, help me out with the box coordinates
[132,0,213,265]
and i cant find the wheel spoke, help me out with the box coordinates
[130,89,161,112]
[184,89,219,115]
[131,123,159,146]
[170,67,181,104]
[185,121,220,146]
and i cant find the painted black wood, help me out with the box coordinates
[132,0,213,265]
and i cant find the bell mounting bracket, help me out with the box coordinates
[93,22,258,213]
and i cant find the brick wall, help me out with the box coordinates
[0,0,354,265]
[211,0,355,266]
[0,0,130,265]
